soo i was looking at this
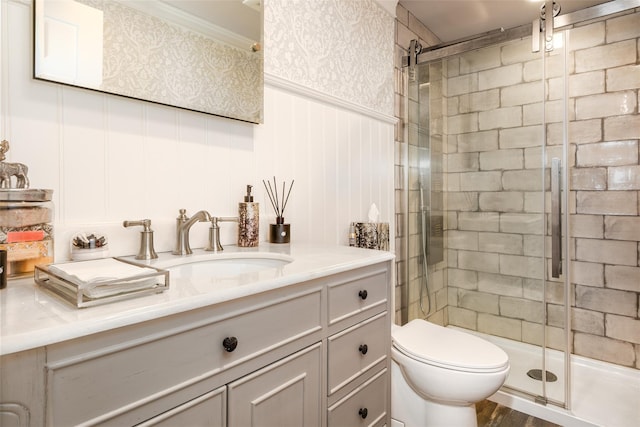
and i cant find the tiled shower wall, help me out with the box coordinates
[444,9,639,369]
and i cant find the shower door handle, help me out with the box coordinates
[551,158,562,278]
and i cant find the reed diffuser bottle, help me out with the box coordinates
[238,185,259,247]
[263,177,294,244]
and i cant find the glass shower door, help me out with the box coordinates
[407,23,570,408]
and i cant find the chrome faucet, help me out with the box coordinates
[173,209,212,255]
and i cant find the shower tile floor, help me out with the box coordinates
[453,327,640,427]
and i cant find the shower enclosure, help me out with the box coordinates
[402,0,639,419]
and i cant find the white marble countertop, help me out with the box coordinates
[0,243,394,356]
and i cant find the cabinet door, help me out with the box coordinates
[138,386,226,427]
[227,343,322,427]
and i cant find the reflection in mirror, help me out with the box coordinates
[34,0,263,123]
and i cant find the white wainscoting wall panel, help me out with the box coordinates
[2,0,395,261]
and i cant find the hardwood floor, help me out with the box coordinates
[476,400,561,427]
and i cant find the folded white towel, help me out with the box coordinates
[48,258,161,298]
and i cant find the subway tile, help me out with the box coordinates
[569,70,605,97]
[478,63,522,90]
[569,21,605,51]
[571,261,604,287]
[447,191,479,211]
[523,191,546,214]
[500,297,543,323]
[448,306,477,329]
[502,38,539,65]
[478,232,523,255]
[576,140,638,167]
[572,307,605,335]
[479,149,523,171]
[501,82,543,107]
[503,169,548,191]
[477,272,523,297]
[459,45,501,74]
[447,113,479,134]
[605,265,640,292]
[499,254,543,279]
[458,250,500,273]
[571,167,607,190]
[571,214,604,238]
[479,107,522,130]
[568,119,602,145]
[447,230,479,251]
[577,191,638,215]
[446,74,478,96]
[574,332,636,367]
[460,171,502,191]
[575,91,637,120]
[524,146,573,170]
[522,99,569,126]
[607,64,640,92]
[500,212,543,234]
[447,152,479,172]
[522,278,544,301]
[479,192,524,212]
[459,289,500,314]
[576,285,638,316]
[523,234,544,257]
[606,314,640,345]
[604,114,640,140]
[606,12,640,43]
[609,166,640,190]
[604,215,640,241]
[459,89,500,113]
[576,238,638,266]
[448,268,478,290]
[575,40,636,73]
[499,125,542,149]
[457,130,499,152]
[478,313,522,340]
[457,211,500,232]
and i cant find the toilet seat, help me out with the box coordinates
[392,320,509,373]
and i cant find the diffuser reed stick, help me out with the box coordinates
[263,177,294,222]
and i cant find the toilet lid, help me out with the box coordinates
[392,320,509,372]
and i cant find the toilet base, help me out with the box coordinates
[392,361,478,427]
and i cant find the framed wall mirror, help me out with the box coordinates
[34,0,263,123]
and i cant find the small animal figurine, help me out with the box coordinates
[0,140,30,189]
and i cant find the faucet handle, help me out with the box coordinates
[123,219,158,260]
[205,217,239,252]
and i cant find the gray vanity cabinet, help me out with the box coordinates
[227,343,322,426]
[326,266,390,427]
[0,260,392,427]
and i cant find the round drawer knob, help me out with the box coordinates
[359,407,368,419]
[358,290,368,300]
[222,336,238,352]
[359,344,368,355]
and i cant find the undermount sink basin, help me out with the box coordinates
[156,252,293,281]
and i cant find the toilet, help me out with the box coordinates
[391,319,510,427]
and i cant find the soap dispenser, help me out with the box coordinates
[238,185,259,247]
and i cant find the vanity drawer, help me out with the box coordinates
[46,287,322,426]
[327,368,388,427]
[328,312,388,395]
[327,267,388,330]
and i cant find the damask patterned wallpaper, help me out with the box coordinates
[264,0,395,116]
[78,0,263,123]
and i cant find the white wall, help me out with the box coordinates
[1,0,396,261]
